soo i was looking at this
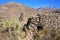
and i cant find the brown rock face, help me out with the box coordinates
[23,14,43,40]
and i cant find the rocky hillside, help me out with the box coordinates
[0,2,60,40]
[0,2,38,23]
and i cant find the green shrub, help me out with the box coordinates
[0,19,25,40]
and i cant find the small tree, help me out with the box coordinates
[19,12,23,21]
